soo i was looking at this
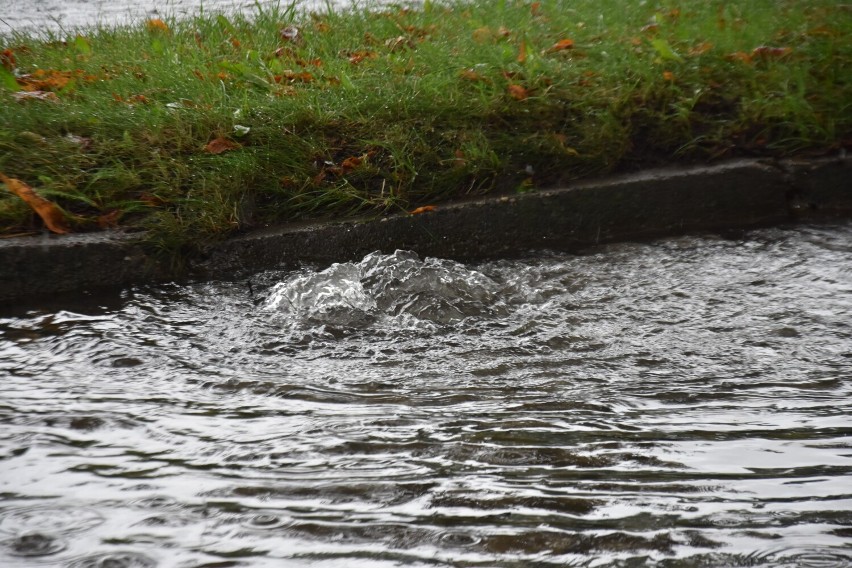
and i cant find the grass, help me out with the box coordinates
[0,0,850,259]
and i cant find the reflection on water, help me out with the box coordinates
[1,222,851,567]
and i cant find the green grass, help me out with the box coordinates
[1,0,850,258]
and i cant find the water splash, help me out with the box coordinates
[262,250,503,328]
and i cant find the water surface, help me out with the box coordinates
[1,223,851,567]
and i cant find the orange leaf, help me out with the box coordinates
[410,205,437,215]
[0,173,70,234]
[725,51,753,64]
[1,48,15,71]
[517,39,527,63]
[751,45,792,59]
[347,50,377,65]
[688,41,713,56]
[546,39,574,53]
[530,2,541,16]
[663,70,675,81]
[146,19,170,33]
[340,156,363,171]
[97,209,122,229]
[204,137,241,154]
[508,84,529,100]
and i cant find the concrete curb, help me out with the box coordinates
[1,156,849,304]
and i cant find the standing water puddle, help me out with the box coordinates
[1,223,851,567]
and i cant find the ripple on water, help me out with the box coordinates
[66,551,158,568]
[0,505,105,536]
[4,532,67,557]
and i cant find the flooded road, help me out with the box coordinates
[0,0,327,35]
[1,222,851,566]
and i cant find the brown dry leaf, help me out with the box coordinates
[725,51,753,64]
[1,48,15,71]
[530,2,542,16]
[508,84,529,100]
[204,137,241,154]
[688,41,713,56]
[275,70,314,83]
[280,25,301,43]
[97,209,122,229]
[751,45,792,59]
[517,39,527,63]
[0,173,70,234]
[663,70,675,81]
[146,19,170,33]
[459,68,490,83]
[347,50,377,65]
[410,205,437,215]
[472,26,493,43]
[385,36,414,51]
[545,38,574,53]
[12,90,59,102]
[340,156,363,172]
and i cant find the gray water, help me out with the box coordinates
[1,223,851,567]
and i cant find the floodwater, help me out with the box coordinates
[1,222,851,567]
[0,0,333,35]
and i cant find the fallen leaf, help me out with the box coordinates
[508,84,529,100]
[97,209,122,228]
[410,205,437,215]
[12,90,59,102]
[472,26,493,43]
[459,68,490,83]
[545,38,574,53]
[0,173,70,234]
[146,18,170,33]
[663,70,675,81]
[517,39,527,63]
[347,50,377,64]
[1,48,16,71]
[751,45,792,59]
[725,51,752,64]
[340,156,363,171]
[530,2,541,16]
[385,36,414,51]
[274,70,314,83]
[204,137,241,154]
[688,41,713,56]
[280,25,301,43]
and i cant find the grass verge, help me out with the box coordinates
[1,0,850,260]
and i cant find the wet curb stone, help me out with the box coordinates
[1,156,849,305]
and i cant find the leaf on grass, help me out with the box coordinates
[459,68,490,83]
[1,48,15,71]
[508,84,529,100]
[650,38,682,61]
[530,2,541,16]
[340,156,363,172]
[146,19,170,33]
[545,39,574,53]
[274,70,314,83]
[0,173,70,234]
[472,26,493,43]
[751,45,792,59]
[410,205,437,215]
[517,39,527,63]
[280,25,301,43]
[688,41,713,56]
[97,210,122,229]
[347,50,377,64]
[12,90,59,102]
[663,70,675,81]
[725,51,752,64]
[204,137,241,154]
